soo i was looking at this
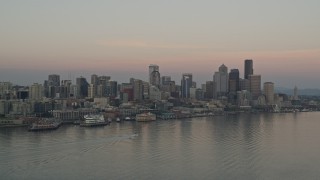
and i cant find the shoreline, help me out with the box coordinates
[0,124,28,128]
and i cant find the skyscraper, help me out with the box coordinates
[205,81,214,99]
[181,73,193,98]
[248,74,261,100]
[47,74,60,98]
[106,81,118,98]
[88,84,96,98]
[29,83,44,100]
[149,85,161,101]
[244,59,253,79]
[161,76,171,85]
[48,74,60,87]
[99,76,111,86]
[239,78,250,91]
[149,64,160,85]
[133,79,143,101]
[150,71,161,88]
[142,81,150,99]
[264,82,274,105]
[76,77,88,98]
[213,64,228,97]
[89,74,99,98]
[91,74,99,86]
[0,82,12,100]
[229,69,240,93]
[293,86,299,100]
[60,80,72,98]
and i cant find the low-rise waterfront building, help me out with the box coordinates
[52,108,97,122]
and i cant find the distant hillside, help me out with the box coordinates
[275,87,320,96]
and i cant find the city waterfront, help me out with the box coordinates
[1,112,320,180]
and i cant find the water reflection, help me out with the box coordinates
[1,112,320,179]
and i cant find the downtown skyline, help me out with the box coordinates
[1,1,320,88]
[1,60,319,89]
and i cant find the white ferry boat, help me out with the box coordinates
[80,114,109,127]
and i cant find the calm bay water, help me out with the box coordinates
[1,112,320,180]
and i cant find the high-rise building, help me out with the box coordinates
[239,78,250,91]
[213,64,228,97]
[69,85,78,98]
[149,64,159,74]
[99,76,110,86]
[149,65,160,87]
[17,89,29,100]
[249,75,261,100]
[293,86,299,100]
[149,85,161,101]
[149,64,159,81]
[47,74,60,98]
[161,80,176,93]
[142,81,149,99]
[88,84,96,98]
[264,82,274,105]
[120,83,133,102]
[150,71,161,88]
[76,77,88,98]
[229,69,240,93]
[0,82,12,100]
[48,74,60,87]
[47,86,57,98]
[29,83,44,100]
[181,73,193,98]
[96,85,104,97]
[219,64,228,74]
[161,76,171,85]
[133,79,143,101]
[190,87,196,99]
[244,59,253,79]
[192,81,197,88]
[95,76,110,97]
[91,74,98,85]
[205,81,214,99]
[61,80,72,98]
[106,81,118,98]
[195,88,204,100]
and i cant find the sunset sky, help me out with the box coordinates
[1,0,320,88]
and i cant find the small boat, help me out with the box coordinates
[80,114,109,127]
[124,117,131,121]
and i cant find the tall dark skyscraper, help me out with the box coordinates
[244,59,253,79]
[205,81,215,99]
[106,81,118,98]
[48,74,60,87]
[76,77,89,98]
[229,69,240,93]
